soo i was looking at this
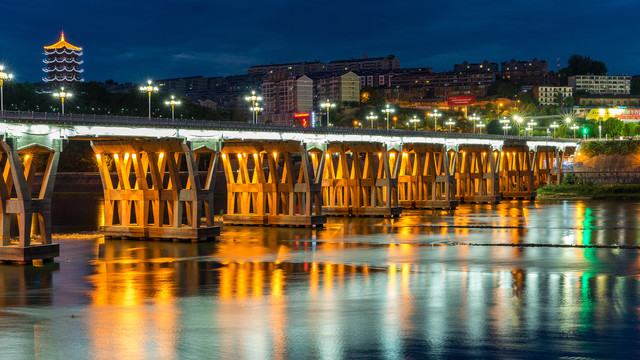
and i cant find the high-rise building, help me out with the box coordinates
[261,74,313,125]
[43,32,84,85]
[313,71,360,104]
[454,60,499,74]
[534,86,573,106]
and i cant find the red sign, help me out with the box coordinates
[294,113,310,118]
[294,113,310,127]
[447,95,476,106]
[617,109,640,120]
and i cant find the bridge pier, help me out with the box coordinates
[318,142,401,217]
[91,139,219,242]
[455,145,502,204]
[0,138,60,264]
[221,141,325,227]
[499,145,536,200]
[533,146,564,187]
[397,144,458,210]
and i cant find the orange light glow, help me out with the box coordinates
[43,32,83,50]
[158,153,164,159]
[113,154,119,160]
[96,154,101,160]
[132,153,137,159]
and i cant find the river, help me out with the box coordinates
[1,198,639,359]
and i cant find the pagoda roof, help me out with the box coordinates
[44,32,82,50]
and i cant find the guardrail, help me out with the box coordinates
[0,110,579,143]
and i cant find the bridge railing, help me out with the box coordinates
[0,110,578,143]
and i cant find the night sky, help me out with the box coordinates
[2,0,639,83]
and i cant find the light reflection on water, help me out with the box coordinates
[0,199,640,358]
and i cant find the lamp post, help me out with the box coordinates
[382,104,394,130]
[431,110,441,131]
[321,99,336,127]
[165,95,181,120]
[0,65,13,112]
[469,113,480,134]
[445,119,455,133]
[140,80,159,119]
[410,115,420,131]
[245,91,263,125]
[570,124,579,138]
[367,112,378,129]
[477,122,486,134]
[499,117,510,136]
[513,115,523,136]
[550,122,559,138]
[527,120,536,137]
[53,87,71,115]
[598,108,605,139]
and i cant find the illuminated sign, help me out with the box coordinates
[447,95,476,106]
[294,113,310,127]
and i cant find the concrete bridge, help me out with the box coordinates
[0,110,578,263]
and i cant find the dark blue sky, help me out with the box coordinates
[2,0,639,83]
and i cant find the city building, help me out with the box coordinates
[568,75,631,95]
[388,71,494,101]
[327,55,399,72]
[500,58,549,86]
[209,74,264,109]
[453,60,499,74]
[358,70,393,88]
[533,86,573,106]
[157,76,209,93]
[313,71,360,104]
[248,61,326,77]
[261,74,313,125]
[576,94,640,107]
[42,32,84,85]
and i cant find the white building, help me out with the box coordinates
[534,86,573,106]
[568,75,630,95]
[315,72,360,104]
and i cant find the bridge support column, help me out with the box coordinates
[499,145,536,200]
[319,143,401,217]
[455,145,501,204]
[533,146,564,187]
[397,144,458,210]
[92,139,219,241]
[0,138,60,264]
[221,141,325,227]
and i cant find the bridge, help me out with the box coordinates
[0,110,578,263]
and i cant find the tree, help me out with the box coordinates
[558,54,607,85]
[602,117,624,137]
[489,78,517,99]
[623,122,636,136]
[631,77,640,95]
[486,119,503,135]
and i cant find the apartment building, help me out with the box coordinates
[568,75,631,95]
[313,71,360,104]
[453,60,499,74]
[534,86,573,106]
[261,74,313,125]
[327,55,399,72]
[248,61,325,77]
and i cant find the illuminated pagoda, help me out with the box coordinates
[42,31,84,85]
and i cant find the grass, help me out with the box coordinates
[537,184,640,200]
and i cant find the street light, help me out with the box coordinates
[598,108,605,139]
[499,117,510,136]
[431,110,441,131]
[469,113,479,134]
[245,91,263,125]
[0,65,13,112]
[550,122,559,138]
[527,120,536,137]
[367,112,378,129]
[165,95,181,120]
[513,115,523,136]
[321,99,336,126]
[410,115,420,131]
[140,80,159,119]
[445,119,455,133]
[476,122,486,134]
[570,124,579,138]
[382,104,394,130]
[53,87,71,114]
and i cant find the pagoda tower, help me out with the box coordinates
[42,32,84,85]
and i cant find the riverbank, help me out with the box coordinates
[536,184,640,200]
